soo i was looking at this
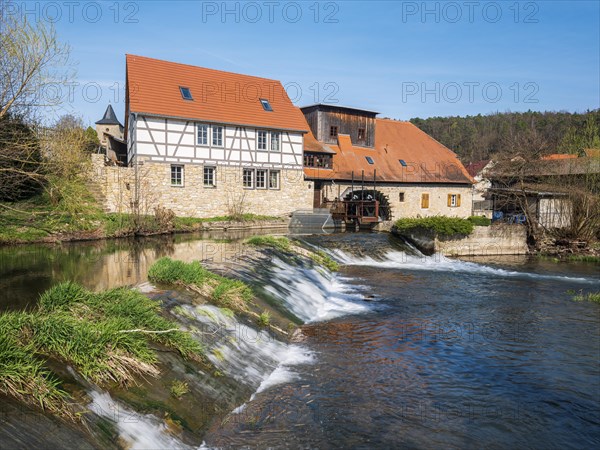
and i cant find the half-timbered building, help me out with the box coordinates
[110,55,313,217]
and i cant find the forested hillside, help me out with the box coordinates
[410,110,600,163]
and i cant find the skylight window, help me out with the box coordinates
[260,99,273,111]
[366,156,374,165]
[399,159,407,167]
[180,87,193,101]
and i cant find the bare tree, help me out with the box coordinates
[0,5,72,121]
[0,7,75,201]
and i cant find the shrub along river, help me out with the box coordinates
[0,231,598,449]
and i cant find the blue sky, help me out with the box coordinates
[18,0,600,126]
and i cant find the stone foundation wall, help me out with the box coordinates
[89,155,313,218]
[436,224,528,256]
[320,182,473,219]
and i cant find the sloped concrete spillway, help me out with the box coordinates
[289,208,337,231]
[85,242,372,449]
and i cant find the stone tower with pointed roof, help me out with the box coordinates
[95,104,124,146]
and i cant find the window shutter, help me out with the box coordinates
[447,194,452,207]
[457,194,461,207]
[422,193,429,208]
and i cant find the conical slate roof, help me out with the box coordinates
[95,104,123,126]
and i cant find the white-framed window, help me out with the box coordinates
[269,170,280,190]
[448,194,461,207]
[243,168,254,188]
[197,123,208,145]
[204,166,216,187]
[212,125,223,147]
[271,132,280,152]
[171,165,184,187]
[257,130,267,150]
[256,169,267,189]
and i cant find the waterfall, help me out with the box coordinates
[89,390,192,450]
[255,256,370,323]
[175,304,314,389]
[328,248,598,284]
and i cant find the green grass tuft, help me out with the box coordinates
[148,258,253,312]
[170,380,189,399]
[566,255,600,263]
[245,235,291,252]
[257,311,271,328]
[308,250,340,272]
[569,290,600,303]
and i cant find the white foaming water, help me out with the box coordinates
[262,256,369,323]
[178,304,314,388]
[330,248,599,284]
[89,390,190,450]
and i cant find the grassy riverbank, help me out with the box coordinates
[0,199,283,245]
[0,282,203,418]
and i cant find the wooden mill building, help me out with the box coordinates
[300,104,474,223]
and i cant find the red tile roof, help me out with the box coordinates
[465,160,491,177]
[126,55,309,132]
[304,119,473,184]
[304,130,336,154]
[540,154,578,161]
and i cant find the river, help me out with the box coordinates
[0,231,598,449]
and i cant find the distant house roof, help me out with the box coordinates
[465,160,491,177]
[584,148,600,158]
[304,130,336,154]
[125,54,309,132]
[540,153,578,161]
[304,119,474,184]
[96,104,123,126]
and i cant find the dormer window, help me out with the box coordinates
[330,126,338,138]
[399,159,407,167]
[260,99,273,111]
[180,87,193,101]
[366,156,374,164]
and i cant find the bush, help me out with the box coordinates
[393,216,474,238]
[468,216,492,226]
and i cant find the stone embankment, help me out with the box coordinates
[393,224,529,256]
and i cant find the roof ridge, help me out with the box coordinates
[126,54,281,84]
[376,118,409,124]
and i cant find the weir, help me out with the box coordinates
[1,233,598,449]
